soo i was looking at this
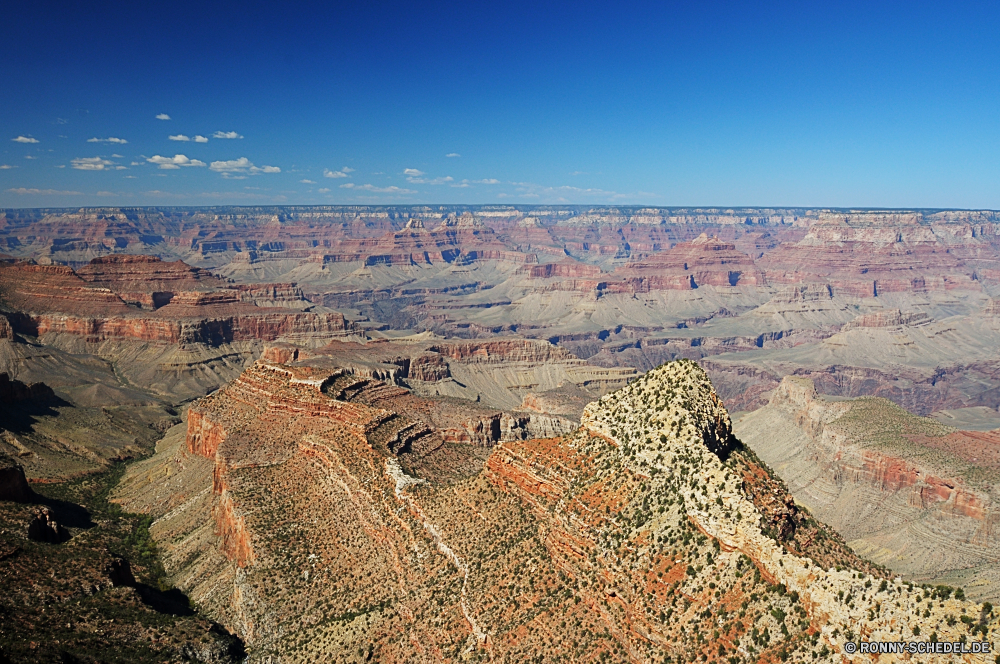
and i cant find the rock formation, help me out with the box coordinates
[0,258,357,346]
[736,376,1000,600]
[6,206,1000,417]
[27,507,68,543]
[0,372,54,403]
[115,359,998,661]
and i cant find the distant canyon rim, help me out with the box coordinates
[1,205,999,662]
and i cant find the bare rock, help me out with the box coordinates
[27,507,68,543]
[104,554,136,587]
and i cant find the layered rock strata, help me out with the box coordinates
[116,359,997,662]
[0,259,356,346]
[736,376,1000,600]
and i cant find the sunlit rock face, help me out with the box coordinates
[116,358,997,662]
[736,375,1000,602]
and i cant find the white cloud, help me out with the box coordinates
[340,183,416,194]
[71,156,114,171]
[451,183,470,188]
[209,157,280,175]
[156,113,171,120]
[323,167,352,179]
[407,174,453,185]
[169,134,190,141]
[446,153,461,158]
[194,135,208,143]
[7,187,82,195]
[24,155,36,159]
[147,154,206,169]
[96,191,116,196]
[87,137,128,144]
[212,131,243,139]
[209,157,252,172]
[300,179,316,184]
[111,153,124,158]
[12,136,38,143]
[0,165,15,170]
[401,168,453,185]
[474,178,501,184]
[318,187,330,193]
[341,167,355,173]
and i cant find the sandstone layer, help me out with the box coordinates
[5,206,1000,416]
[115,359,998,662]
[735,377,1000,601]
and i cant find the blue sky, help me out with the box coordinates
[2,0,999,208]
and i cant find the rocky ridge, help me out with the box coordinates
[115,359,997,662]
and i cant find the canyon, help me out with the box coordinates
[735,377,1000,601]
[112,356,996,661]
[5,205,999,417]
[2,205,1000,661]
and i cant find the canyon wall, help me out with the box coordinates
[114,359,998,662]
[736,376,1000,600]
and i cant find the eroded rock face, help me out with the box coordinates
[617,233,766,289]
[75,254,227,309]
[103,555,136,587]
[736,376,1000,600]
[117,359,997,662]
[407,353,450,381]
[27,508,68,543]
[0,258,358,346]
[842,308,932,330]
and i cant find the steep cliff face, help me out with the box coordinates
[75,254,227,308]
[757,216,981,296]
[119,359,997,662]
[408,353,451,381]
[186,407,227,459]
[618,233,766,289]
[521,259,601,279]
[0,258,358,346]
[842,308,932,330]
[736,376,1000,600]
[431,339,578,363]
